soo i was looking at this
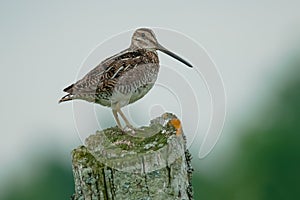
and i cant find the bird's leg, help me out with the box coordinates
[112,109,123,130]
[115,106,134,130]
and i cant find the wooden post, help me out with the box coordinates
[71,113,193,200]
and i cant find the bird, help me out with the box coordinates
[59,28,193,131]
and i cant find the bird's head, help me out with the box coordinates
[131,28,193,68]
[131,28,159,49]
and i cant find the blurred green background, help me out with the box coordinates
[1,1,299,200]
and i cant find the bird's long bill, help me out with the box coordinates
[157,44,193,68]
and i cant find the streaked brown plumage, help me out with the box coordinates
[59,28,193,131]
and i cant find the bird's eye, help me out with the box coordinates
[141,33,145,37]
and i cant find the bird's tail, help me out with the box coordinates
[58,94,73,103]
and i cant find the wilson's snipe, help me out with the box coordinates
[59,28,193,131]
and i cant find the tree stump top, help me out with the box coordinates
[84,113,186,173]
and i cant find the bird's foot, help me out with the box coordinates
[122,125,136,135]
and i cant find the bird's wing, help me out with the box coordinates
[63,49,151,95]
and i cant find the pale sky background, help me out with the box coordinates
[0,0,300,192]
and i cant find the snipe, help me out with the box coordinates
[59,28,193,131]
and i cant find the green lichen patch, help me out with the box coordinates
[101,123,177,154]
[72,146,104,170]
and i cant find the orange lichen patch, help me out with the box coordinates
[169,118,182,136]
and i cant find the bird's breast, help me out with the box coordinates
[97,49,160,107]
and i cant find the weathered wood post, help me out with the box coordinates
[71,113,193,200]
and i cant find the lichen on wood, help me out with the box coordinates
[71,113,193,200]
